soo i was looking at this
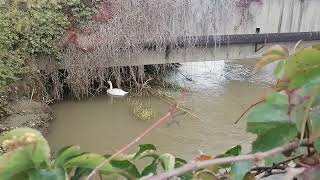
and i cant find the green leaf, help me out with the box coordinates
[274,60,286,79]
[231,160,254,180]
[264,45,289,57]
[284,48,320,80]
[247,103,290,135]
[63,153,114,175]
[0,128,50,179]
[252,124,297,152]
[71,168,92,180]
[265,92,288,106]
[224,145,242,156]
[173,158,193,180]
[289,69,320,89]
[110,160,140,178]
[311,111,320,149]
[292,110,305,132]
[255,54,286,72]
[54,145,81,167]
[315,140,320,152]
[255,45,289,72]
[133,144,157,160]
[174,158,187,168]
[158,153,175,172]
[28,168,66,180]
[140,160,158,177]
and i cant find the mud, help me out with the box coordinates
[0,99,53,135]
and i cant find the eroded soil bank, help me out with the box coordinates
[0,99,53,135]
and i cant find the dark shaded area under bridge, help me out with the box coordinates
[38,31,320,69]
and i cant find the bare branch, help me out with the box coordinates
[234,99,265,124]
[86,92,187,180]
[146,140,300,180]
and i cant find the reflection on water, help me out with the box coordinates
[47,59,276,160]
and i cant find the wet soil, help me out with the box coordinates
[0,99,53,135]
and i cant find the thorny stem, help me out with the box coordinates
[86,92,187,180]
[253,154,304,176]
[146,140,301,180]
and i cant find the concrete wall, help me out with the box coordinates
[181,0,320,35]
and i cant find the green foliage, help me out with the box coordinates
[0,128,185,179]
[243,44,320,176]
[0,0,69,55]
[0,51,23,90]
[0,0,97,108]
[63,0,97,27]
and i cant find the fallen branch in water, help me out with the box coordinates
[147,88,201,121]
[86,91,187,180]
[146,140,301,180]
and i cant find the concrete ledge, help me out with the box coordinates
[144,31,320,48]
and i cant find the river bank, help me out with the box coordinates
[0,98,53,135]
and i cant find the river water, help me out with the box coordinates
[47,59,275,160]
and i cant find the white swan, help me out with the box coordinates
[107,81,128,96]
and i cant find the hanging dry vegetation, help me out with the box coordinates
[1,0,259,100]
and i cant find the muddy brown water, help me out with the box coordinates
[47,59,276,160]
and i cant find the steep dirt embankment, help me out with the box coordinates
[0,99,53,135]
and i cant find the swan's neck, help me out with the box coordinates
[108,82,113,89]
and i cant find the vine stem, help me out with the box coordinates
[86,92,187,180]
[146,140,301,180]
